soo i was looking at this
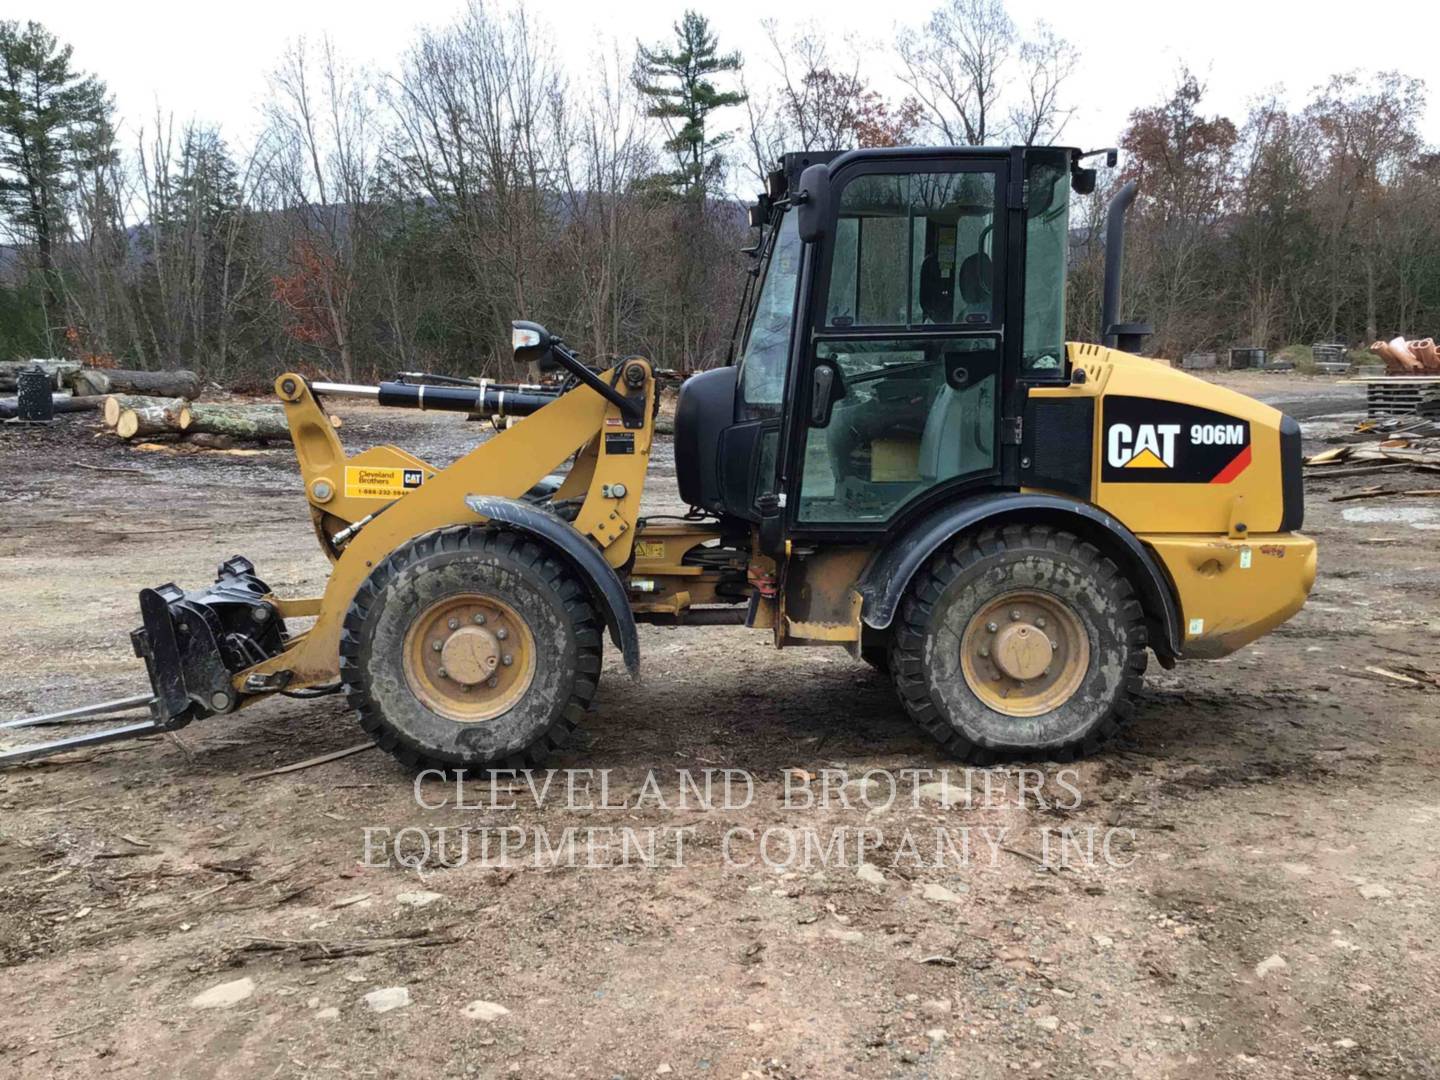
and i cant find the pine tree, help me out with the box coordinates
[0,20,112,352]
[635,11,746,198]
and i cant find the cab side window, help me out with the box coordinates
[825,170,999,330]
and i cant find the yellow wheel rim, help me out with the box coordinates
[959,590,1089,717]
[402,594,536,723]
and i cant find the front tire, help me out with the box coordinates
[340,526,603,772]
[889,524,1146,763]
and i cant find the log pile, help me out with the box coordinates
[4,359,346,450]
[98,393,339,446]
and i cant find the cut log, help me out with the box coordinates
[116,402,187,439]
[0,360,82,391]
[180,403,340,441]
[0,394,105,420]
[103,395,186,428]
[180,403,291,441]
[70,368,202,399]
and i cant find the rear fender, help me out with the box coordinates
[856,493,1182,660]
[464,495,640,678]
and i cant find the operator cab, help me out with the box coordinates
[675,145,1090,543]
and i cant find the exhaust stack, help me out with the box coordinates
[1100,180,1151,354]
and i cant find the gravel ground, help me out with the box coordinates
[1,372,1437,1079]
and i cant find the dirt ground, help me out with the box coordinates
[1,371,1437,1079]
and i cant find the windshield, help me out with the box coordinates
[737,211,801,418]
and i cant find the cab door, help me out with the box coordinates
[787,156,1012,534]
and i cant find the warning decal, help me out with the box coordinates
[1101,397,1251,485]
[634,540,665,560]
[344,465,426,499]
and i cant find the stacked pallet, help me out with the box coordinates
[1359,377,1440,418]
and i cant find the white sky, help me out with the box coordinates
[12,0,1440,184]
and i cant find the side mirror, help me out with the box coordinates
[512,320,556,370]
[809,359,844,427]
[747,193,771,229]
[795,164,831,244]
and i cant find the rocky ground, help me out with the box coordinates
[0,372,1436,1079]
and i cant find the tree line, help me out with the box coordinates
[1,1,1437,383]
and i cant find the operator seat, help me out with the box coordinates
[918,357,996,482]
[915,246,996,481]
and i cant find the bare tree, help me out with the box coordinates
[551,45,665,360]
[897,0,1013,145]
[384,0,563,369]
[265,36,378,379]
[1009,24,1079,144]
[740,20,921,187]
[897,0,1075,146]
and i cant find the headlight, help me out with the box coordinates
[512,327,541,351]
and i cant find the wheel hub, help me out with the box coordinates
[959,590,1089,718]
[992,622,1052,681]
[439,626,500,685]
[402,595,536,723]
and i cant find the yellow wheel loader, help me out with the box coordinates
[2,145,1316,770]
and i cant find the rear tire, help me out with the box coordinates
[889,524,1146,763]
[340,526,602,772]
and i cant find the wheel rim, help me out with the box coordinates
[402,594,537,723]
[959,589,1089,717]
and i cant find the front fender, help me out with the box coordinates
[855,493,1182,659]
[464,495,640,678]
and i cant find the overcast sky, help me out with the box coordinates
[14,0,1440,180]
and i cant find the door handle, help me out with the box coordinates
[810,363,841,427]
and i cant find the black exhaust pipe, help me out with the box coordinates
[1100,180,1151,354]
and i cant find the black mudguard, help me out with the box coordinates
[855,492,1183,660]
[463,495,641,678]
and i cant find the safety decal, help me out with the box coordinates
[1101,397,1251,484]
[634,541,665,560]
[344,465,426,499]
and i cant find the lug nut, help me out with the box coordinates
[986,621,998,633]
[448,618,459,630]
[438,667,448,678]
[432,640,443,652]
[502,655,513,667]
[1010,609,1020,621]
[473,613,486,625]
[979,647,989,658]
[496,628,508,641]
[1036,617,1047,629]
[487,676,498,688]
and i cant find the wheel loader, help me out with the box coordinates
[2,145,1316,770]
